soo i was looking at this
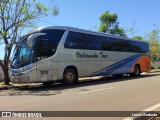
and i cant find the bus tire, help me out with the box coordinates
[130,65,141,76]
[63,68,78,85]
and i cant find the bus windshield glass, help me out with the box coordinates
[11,35,33,69]
[11,29,65,68]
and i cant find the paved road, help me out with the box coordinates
[0,72,160,120]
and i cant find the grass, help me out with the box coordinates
[150,69,160,72]
[0,81,16,86]
[0,81,3,85]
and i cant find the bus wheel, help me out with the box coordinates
[43,81,54,86]
[63,68,78,85]
[130,65,141,76]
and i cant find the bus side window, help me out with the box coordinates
[65,32,85,49]
[36,39,53,61]
[114,39,130,52]
[41,29,65,52]
[85,34,101,50]
[136,42,149,53]
[101,37,115,51]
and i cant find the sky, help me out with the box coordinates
[0,0,160,59]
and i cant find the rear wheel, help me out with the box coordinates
[63,68,78,85]
[130,65,141,76]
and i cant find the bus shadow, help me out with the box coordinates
[1,73,160,96]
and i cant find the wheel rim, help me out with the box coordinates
[65,72,74,81]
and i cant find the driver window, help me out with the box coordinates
[36,37,53,61]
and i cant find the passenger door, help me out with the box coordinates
[35,37,53,82]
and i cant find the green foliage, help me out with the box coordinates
[145,29,160,61]
[0,0,58,40]
[98,11,126,36]
[133,36,144,40]
[110,26,126,37]
[0,81,3,85]
[98,24,109,33]
[151,66,158,70]
[99,11,117,26]
[0,0,59,85]
[52,6,59,17]
[126,21,138,38]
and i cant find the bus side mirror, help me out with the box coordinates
[27,33,46,47]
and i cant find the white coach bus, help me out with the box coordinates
[10,26,150,85]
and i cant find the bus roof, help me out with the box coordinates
[30,26,147,43]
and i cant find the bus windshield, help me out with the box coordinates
[11,35,33,69]
[11,29,65,69]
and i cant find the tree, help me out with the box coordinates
[126,21,138,38]
[98,11,126,36]
[0,0,58,85]
[133,36,144,40]
[145,30,160,61]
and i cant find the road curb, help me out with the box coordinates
[149,70,160,73]
[0,83,42,91]
[0,85,14,90]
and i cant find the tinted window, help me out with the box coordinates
[85,34,101,50]
[65,31,149,53]
[136,42,149,53]
[101,37,115,51]
[65,32,85,49]
[114,39,127,51]
[19,41,32,65]
[36,29,64,61]
[36,37,53,61]
[126,41,139,52]
[41,29,64,51]
[114,39,149,53]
